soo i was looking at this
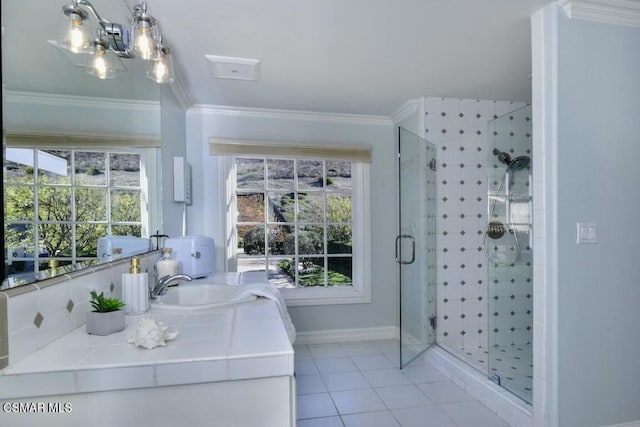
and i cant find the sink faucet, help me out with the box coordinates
[151,274,193,298]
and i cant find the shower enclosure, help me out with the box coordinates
[397,105,533,404]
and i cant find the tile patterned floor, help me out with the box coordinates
[295,340,509,427]
[445,344,533,404]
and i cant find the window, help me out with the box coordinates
[213,138,371,306]
[4,147,151,280]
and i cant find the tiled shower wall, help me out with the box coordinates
[424,97,527,352]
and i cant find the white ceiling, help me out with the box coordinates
[2,0,553,116]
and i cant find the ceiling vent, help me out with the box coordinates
[205,55,260,81]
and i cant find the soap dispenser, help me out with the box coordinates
[122,257,149,314]
[156,247,179,285]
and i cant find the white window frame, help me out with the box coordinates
[219,155,371,306]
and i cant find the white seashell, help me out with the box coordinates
[127,316,178,349]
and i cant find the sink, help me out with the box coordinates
[151,283,257,310]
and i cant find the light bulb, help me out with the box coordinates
[86,43,115,80]
[69,19,86,53]
[151,57,168,83]
[135,26,154,60]
[92,54,108,79]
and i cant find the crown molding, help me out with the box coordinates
[4,91,160,112]
[390,99,421,125]
[559,0,640,28]
[188,104,393,127]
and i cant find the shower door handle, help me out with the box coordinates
[394,234,416,265]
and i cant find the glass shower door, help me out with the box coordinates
[486,106,533,403]
[397,127,437,368]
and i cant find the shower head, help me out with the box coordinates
[493,149,530,171]
[509,156,530,172]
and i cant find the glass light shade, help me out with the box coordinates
[133,21,155,60]
[60,17,92,53]
[146,50,174,84]
[86,47,116,79]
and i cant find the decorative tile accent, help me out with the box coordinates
[33,312,44,328]
[66,299,75,313]
[110,282,115,293]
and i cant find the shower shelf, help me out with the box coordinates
[488,194,531,203]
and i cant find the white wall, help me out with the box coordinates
[185,106,397,333]
[535,4,640,426]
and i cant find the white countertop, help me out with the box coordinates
[0,273,294,399]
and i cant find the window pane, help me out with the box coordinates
[237,158,264,189]
[237,192,264,222]
[328,256,353,286]
[268,257,295,288]
[328,225,352,253]
[268,192,295,222]
[38,150,71,185]
[76,152,106,185]
[38,187,72,221]
[240,225,266,255]
[5,186,35,220]
[76,224,106,257]
[111,190,141,222]
[267,159,294,189]
[237,256,266,274]
[267,224,289,255]
[6,223,35,257]
[299,257,325,287]
[298,193,324,223]
[75,188,107,221]
[297,160,323,190]
[4,148,35,184]
[326,160,351,192]
[110,153,141,187]
[111,224,142,237]
[327,194,351,223]
[39,223,73,257]
[298,225,324,255]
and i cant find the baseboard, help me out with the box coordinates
[295,326,399,346]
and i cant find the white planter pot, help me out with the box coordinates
[86,310,125,335]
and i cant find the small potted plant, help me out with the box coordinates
[86,291,126,335]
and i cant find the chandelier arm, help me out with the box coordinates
[75,0,112,29]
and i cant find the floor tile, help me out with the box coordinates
[296,359,320,375]
[401,363,448,384]
[322,371,370,392]
[342,410,401,427]
[297,393,338,420]
[374,384,433,409]
[362,368,412,387]
[351,354,395,371]
[297,374,328,395]
[331,388,387,415]
[392,404,457,427]
[309,343,348,359]
[297,416,345,427]
[417,381,475,403]
[315,357,358,374]
[439,400,508,427]
[340,341,381,356]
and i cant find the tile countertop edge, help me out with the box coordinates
[0,294,294,399]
